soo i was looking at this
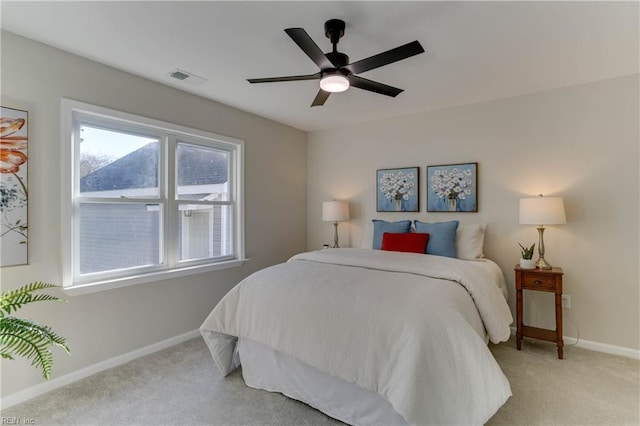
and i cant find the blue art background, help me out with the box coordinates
[427,163,477,212]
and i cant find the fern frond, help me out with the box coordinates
[0,282,71,379]
[0,282,64,316]
[0,317,70,379]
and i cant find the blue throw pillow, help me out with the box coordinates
[372,220,412,250]
[413,220,460,257]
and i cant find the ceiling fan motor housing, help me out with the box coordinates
[324,19,345,44]
[325,52,349,69]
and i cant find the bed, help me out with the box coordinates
[200,236,513,425]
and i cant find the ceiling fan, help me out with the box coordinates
[247,19,425,107]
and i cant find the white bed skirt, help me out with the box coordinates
[238,337,409,426]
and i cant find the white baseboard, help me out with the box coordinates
[1,329,201,410]
[568,338,640,359]
[509,326,640,360]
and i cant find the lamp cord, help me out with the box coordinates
[564,308,580,347]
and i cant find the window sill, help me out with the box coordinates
[62,258,248,296]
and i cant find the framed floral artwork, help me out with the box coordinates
[427,162,478,212]
[376,167,419,212]
[1,106,29,266]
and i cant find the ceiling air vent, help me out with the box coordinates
[167,68,208,86]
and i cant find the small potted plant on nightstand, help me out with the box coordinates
[519,243,536,269]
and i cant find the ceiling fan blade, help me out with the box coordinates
[348,75,403,97]
[311,89,331,107]
[247,73,321,84]
[344,40,424,75]
[285,28,335,69]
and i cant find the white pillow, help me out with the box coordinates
[361,222,374,249]
[456,224,486,260]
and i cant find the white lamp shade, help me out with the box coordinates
[519,196,566,225]
[322,201,350,222]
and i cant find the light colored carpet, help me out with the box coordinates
[487,339,639,425]
[2,337,639,425]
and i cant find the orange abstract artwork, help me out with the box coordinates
[1,107,28,266]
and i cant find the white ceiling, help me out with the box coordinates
[1,1,637,132]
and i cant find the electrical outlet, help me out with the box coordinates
[561,294,571,309]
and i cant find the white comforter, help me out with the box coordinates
[201,248,513,425]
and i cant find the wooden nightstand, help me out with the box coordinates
[515,265,564,359]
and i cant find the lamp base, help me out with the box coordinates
[536,226,552,269]
[331,221,340,248]
[536,257,552,270]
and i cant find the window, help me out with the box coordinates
[61,100,244,293]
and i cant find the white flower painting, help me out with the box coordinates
[427,163,478,212]
[376,167,419,212]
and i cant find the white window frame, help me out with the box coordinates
[61,99,245,295]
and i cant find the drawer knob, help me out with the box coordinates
[534,280,543,285]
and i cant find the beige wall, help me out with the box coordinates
[0,31,307,396]
[308,74,639,351]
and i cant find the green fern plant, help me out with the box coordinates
[0,282,70,379]
[519,242,535,260]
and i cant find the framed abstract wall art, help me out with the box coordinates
[1,106,29,266]
[376,167,419,212]
[427,162,478,212]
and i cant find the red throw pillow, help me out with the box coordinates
[381,232,429,254]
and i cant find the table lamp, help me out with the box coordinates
[322,201,349,248]
[519,194,566,269]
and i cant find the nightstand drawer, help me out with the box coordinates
[522,273,556,291]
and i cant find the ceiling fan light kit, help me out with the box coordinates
[247,19,425,106]
[319,71,350,93]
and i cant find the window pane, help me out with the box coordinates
[79,124,160,198]
[178,204,232,262]
[177,142,229,201]
[79,203,161,274]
